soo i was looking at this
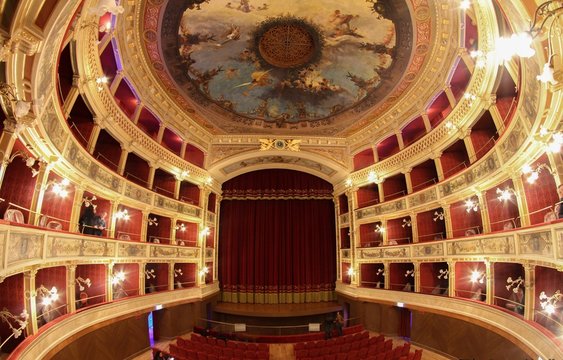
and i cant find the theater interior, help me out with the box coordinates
[0,0,562,359]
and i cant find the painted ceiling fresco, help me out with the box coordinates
[173,0,407,130]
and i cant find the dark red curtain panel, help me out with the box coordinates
[219,170,336,304]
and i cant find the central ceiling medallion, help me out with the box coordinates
[254,17,322,69]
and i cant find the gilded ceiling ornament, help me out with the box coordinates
[259,139,301,151]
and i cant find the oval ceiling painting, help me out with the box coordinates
[175,1,409,127]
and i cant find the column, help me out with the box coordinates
[109,70,124,95]
[141,211,149,242]
[106,263,114,302]
[395,130,405,150]
[421,113,432,133]
[433,153,444,181]
[156,124,165,144]
[28,161,50,226]
[174,177,181,200]
[86,120,102,154]
[444,86,457,108]
[371,145,379,163]
[23,269,38,335]
[213,195,222,281]
[462,130,477,164]
[67,265,77,313]
[168,263,175,291]
[377,182,385,203]
[131,102,142,125]
[512,175,530,227]
[447,260,456,297]
[381,219,388,245]
[523,263,535,321]
[170,218,177,245]
[442,204,453,239]
[488,99,506,133]
[403,169,413,194]
[180,141,188,160]
[62,76,81,117]
[0,118,18,187]
[69,185,85,233]
[413,262,420,293]
[117,145,129,176]
[383,262,390,290]
[476,192,491,234]
[458,48,475,73]
[147,164,157,190]
[139,263,147,295]
[108,201,119,239]
[485,260,493,305]
[547,152,563,186]
[410,213,418,243]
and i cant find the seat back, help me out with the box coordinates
[4,209,25,223]
[47,221,62,230]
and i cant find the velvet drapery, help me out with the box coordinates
[218,170,336,304]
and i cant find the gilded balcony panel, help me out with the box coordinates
[517,231,553,257]
[47,236,116,258]
[335,283,563,360]
[123,182,153,205]
[5,231,43,268]
[446,235,515,256]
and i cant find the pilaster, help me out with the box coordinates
[413,262,420,293]
[28,161,50,226]
[476,192,491,234]
[447,260,456,297]
[106,263,114,301]
[67,265,77,313]
[23,269,38,335]
[442,204,453,239]
[523,263,535,321]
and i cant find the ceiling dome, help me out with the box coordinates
[146,0,424,136]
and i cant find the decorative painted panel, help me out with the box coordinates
[383,247,409,258]
[447,236,514,255]
[408,188,437,208]
[41,100,68,152]
[205,248,214,259]
[118,243,147,257]
[359,248,383,259]
[438,152,500,197]
[556,230,563,260]
[518,231,553,256]
[356,207,376,220]
[6,232,43,265]
[373,199,407,216]
[124,183,153,204]
[412,243,444,257]
[340,213,349,225]
[151,246,177,258]
[66,142,122,192]
[498,117,526,163]
[178,247,199,258]
[341,249,350,260]
[47,237,115,257]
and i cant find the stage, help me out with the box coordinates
[213,302,342,318]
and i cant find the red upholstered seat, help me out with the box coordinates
[384,339,393,351]
[401,343,411,357]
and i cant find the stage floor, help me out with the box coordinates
[213,302,342,318]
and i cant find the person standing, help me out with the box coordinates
[557,184,563,219]
[93,211,107,236]
[335,311,344,336]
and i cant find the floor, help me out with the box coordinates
[131,332,453,360]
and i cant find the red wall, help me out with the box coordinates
[0,274,25,351]
[454,262,485,301]
[389,263,414,291]
[387,217,412,244]
[357,184,379,208]
[41,172,74,231]
[383,174,407,201]
[485,179,520,232]
[417,208,446,242]
[521,154,559,225]
[420,262,449,295]
[411,159,438,192]
[353,148,375,171]
[35,266,67,327]
[450,199,483,237]
[113,263,140,299]
[174,263,197,288]
[114,205,143,241]
[75,264,107,307]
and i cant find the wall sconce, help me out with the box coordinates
[445,120,460,134]
[505,276,524,293]
[535,127,563,153]
[438,268,449,279]
[75,277,92,292]
[99,21,112,33]
[470,270,485,284]
[81,196,97,210]
[114,209,130,221]
[347,267,356,277]
[144,269,156,279]
[465,198,479,213]
[433,211,444,221]
[496,187,517,202]
[374,224,385,233]
[345,178,353,188]
[367,170,383,184]
[405,269,415,277]
[89,0,125,16]
[199,266,209,277]
[460,0,471,10]
[401,218,411,228]
[43,179,70,198]
[539,290,562,315]
[180,170,190,179]
[0,308,29,342]
[376,268,385,276]
[174,269,183,277]
[112,271,126,285]
[176,223,186,231]
[521,163,555,184]
[95,76,108,91]
[205,177,213,186]
[200,227,210,237]
[34,285,59,306]
[0,82,31,119]
[148,217,158,226]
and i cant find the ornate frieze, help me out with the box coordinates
[118,243,147,257]
[447,236,514,256]
[339,213,349,225]
[407,188,437,208]
[6,232,43,266]
[47,237,115,257]
[438,152,500,197]
[518,231,552,256]
[124,184,153,205]
[40,100,68,152]
[412,243,444,257]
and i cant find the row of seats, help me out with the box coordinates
[295,331,375,352]
[171,334,270,360]
[297,343,421,360]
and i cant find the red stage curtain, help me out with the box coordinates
[219,170,336,304]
